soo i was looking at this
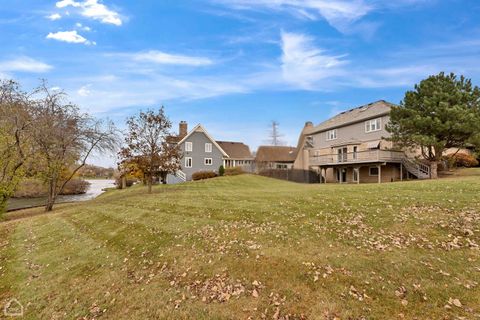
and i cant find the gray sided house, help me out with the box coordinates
[167,122,254,183]
[294,100,432,183]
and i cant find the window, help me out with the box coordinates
[353,168,359,182]
[276,164,288,170]
[204,158,212,166]
[365,118,382,133]
[353,146,358,160]
[185,142,193,152]
[205,143,212,153]
[305,136,314,148]
[326,129,337,141]
[369,167,379,176]
[185,157,192,168]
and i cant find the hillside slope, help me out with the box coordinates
[1,173,480,319]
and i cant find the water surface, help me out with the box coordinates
[8,179,115,211]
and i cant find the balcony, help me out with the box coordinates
[310,149,405,166]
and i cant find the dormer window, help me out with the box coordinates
[326,129,337,141]
[365,118,382,133]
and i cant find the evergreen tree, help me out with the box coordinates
[387,72,480,178]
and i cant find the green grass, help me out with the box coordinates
[1,170,480,319]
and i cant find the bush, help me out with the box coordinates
[448,153,479,168]
[13,178,90,197]
[192,171,217,181]
[224,166,244,176]
[218,165,225,176]
[61,179,90,195]
[13,179,46,198]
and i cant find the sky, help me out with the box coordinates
[1,0,480,167]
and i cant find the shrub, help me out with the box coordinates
[218,165,225,177]
[451,153,479,167]
[224,166,244,176]
[13,179,46,198]
[61,179,90,195]
[192,171,217,181]
[13,178,90,197]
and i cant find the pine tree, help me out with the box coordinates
[387,72,480,178]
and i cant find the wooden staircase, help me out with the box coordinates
[402,158,430,179]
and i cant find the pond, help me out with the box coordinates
[7,179,116,211]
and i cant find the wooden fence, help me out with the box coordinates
[258,169,320,184]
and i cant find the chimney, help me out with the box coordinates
[304,121,313,128]
[179,121,188,138]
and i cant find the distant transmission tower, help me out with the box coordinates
[269,121,284,146]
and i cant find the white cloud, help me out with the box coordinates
[76,22,92,31]
[46,30,94,45]
[69,74,247,113]
[280,31,348,89]
[47,13,62,21]
[131,50,214,66]
[213,0,372,32]
[0,57,53,73]
[77,84,91,96]
[55,0,123,26]
[56,0,81,8]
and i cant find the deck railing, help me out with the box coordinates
[310,149,405,165]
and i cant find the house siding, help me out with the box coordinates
[311,114,391,151]
[179,131,224,180]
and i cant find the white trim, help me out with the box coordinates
[204,158,212,166]
[205,143,212,153]
[177,124,229,157]
[185,141,193,152]
[185,157,192,168]
[365,118,382,133]
[326,129,337,141]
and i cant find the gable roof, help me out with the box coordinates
[306,100,396,135]
[177,124,229,157]
[216,141,253,159]
[255,146,297,163]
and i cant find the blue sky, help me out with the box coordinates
[1,0,480,166]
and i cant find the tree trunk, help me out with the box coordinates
[121,175,126,189]
[45,179,57,212]
[0,194,7,218]
[147,174,152,194]
[430,161,438,179]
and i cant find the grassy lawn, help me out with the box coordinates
[1,170,479,319]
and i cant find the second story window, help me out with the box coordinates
[205,143,212,153]
[326,129,337,141]
[185,141,193,152]
[365,118,382,133]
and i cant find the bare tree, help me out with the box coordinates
[119,107,180,193]
[32,82,118,211]
[267,121,285,146]
[0,80,34,215]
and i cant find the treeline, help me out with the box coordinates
[0,80,118,215]
[78,164,116,179]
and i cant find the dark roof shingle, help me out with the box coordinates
[306,100,396,134]
[216,141,253,159]
[255,146,297,163]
